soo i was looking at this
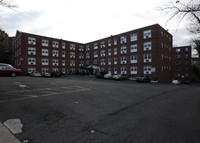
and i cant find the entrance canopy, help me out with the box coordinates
[85,65,100,70]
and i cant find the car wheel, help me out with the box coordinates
[11,72,16,77]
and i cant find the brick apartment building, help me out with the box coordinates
[14,24,191,83]
[172,46,192,82]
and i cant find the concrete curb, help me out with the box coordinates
[0,123,21,143]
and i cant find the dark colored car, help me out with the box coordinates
[51,71,61,77]
[0,63,21,77]
[136,75,151,83]
[95,71,107,78]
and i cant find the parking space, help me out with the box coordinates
[0,76,200,143]
[0,85,90,104]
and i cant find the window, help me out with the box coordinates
[70,52,75,58]
[144,54,152,63]
[121,46,127,54]
[28,68,36,73]
[94,43,98,49]
[79,61,84,67]
[108,39,111,46]
[28,37,36,45]
[121,56,127,64]
[94,59,98,65]
[176,61,181,65]
[86,45,90,51]
[185,54,188,59]
[28,47,36,55]
[100,68,105,72]
[94,51,98,58]
[70,68,75,73]
[100,59,106,66]
[114,67,117,74]
[114,38,117,45]
[42,39,49,46]
[52,68,59,72]
[79,53,84,59]
[52,41,59,48]
[101,50,106,57]
[176,73,181,77]
[114,48,118,55]
[70,60,75,66]
[42,49,48,56]
[130,55,137,63]
[130,33,137,41]
[176,55,181,59]
[86,53,90,59]
[108,58,112,65]
[121,35,127,44]
[176,48,181,53]
[185,48,189,52]
[121,67,127,74]
[144,66,152,74]
[130,44,137,53]
[62,51,65,58]
[62,68,66,74]
[28,58,36,65]
[143,29,151,39]
[79,46,84,51]
[101,41,105,48]
[62,43,66,49]
[143,42,152,51]
[130,66,137,74]
[112,58,116,65]
[42,58,49,65]
[176,67,181,71]
[108,67,111,73]
[42,68,49,74]
[52,50,59,57]
[62,60,65,66]
[52,59,59,66]
[108,49,111,56]
[86,60,90,65]
[70,44,75,50]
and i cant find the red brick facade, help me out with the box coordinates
[172,46,192,82]
[14,24,191,83]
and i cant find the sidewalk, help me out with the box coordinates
[0,123,21,143]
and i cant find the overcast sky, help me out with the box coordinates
[1,0,193,46]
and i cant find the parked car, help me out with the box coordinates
[172,80,181,85]
[113,74,129,80]
[30,71,41,77]
[95,71,107,78]
[104,73,113,79]
[42,72,51,77]
[51,71,61,77]
[136,75,151,83]
[0,63,21,77]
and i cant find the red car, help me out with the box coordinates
[0,63,21,77]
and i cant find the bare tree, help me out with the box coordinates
[160,0,200,34]
[0,0,17,10]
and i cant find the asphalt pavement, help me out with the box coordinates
[0,75,200,143]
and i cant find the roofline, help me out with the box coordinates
[15,23,171,45]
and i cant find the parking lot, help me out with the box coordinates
[0,76,200,143]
